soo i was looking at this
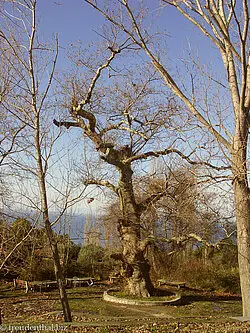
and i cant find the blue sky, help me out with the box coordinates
[37,1,104,43]
[1,1,233,229]
[37,0,105,64]
[28,1,228,218]
[36,1,220,69]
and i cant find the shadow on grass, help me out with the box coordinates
[0,289,25,299]
[67,289,104,295]
[68,296,102,301]
[175,289,241,307]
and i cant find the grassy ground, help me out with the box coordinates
[0,282,250,332]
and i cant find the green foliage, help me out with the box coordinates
[169,259,240,294]
[77,244,104,278]
[0,218,34,279]
[77,244,115,279]
[213,242,238,267]
[78,244,104,263]
[1,217,81,281]
[212,266,239,293]
[20,258,55,281]
[11,218,32,239]
[63,243,81,277]
[151,240,239,294]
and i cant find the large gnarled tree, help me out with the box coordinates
[54,43,228,297]
[84,0,250,315]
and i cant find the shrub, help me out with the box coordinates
[77,244,115,279]
[169,259,240,293]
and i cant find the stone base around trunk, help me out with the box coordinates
[103,289,181,305]
[230,317,250,322]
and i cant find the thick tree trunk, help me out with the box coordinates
[125,255,153,297]
[118,165,154,297]
[232,153,250,317]
[233,182,250,317]
[232,114,250,317]
[119,224,154,297]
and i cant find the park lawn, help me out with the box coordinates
[0,283,249,332]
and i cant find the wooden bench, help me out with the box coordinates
[13,279,32,293]
[157,279,186,289]
[109,276,121,284]
[32,280,58,292]
[66,277,94,288]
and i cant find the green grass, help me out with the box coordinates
[109,290,175,302]
[0,283,243,329]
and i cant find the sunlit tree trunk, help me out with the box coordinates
[35,122,72,322]
[232,114,250,317]
[118,165,154,297]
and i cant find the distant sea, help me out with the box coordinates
[4,210,101,245]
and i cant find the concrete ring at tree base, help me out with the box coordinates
[103,289,181,306]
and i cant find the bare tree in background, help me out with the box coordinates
[0,41,25,167]
[0,0,89,322]
[0,26,26,210]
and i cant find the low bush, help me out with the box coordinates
[168,259,240,293]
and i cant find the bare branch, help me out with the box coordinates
[137,189,168,214]
[0,125,26,166]
[53,119,81,129]
[0,217,39,271]
[123,147,231,171]
[71,108,96,132]
[79,46,121,106]
[84,178,119,194]
[146,231,236,252]
[38,35,59,113]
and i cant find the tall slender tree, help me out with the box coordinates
[0,0,86,321]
